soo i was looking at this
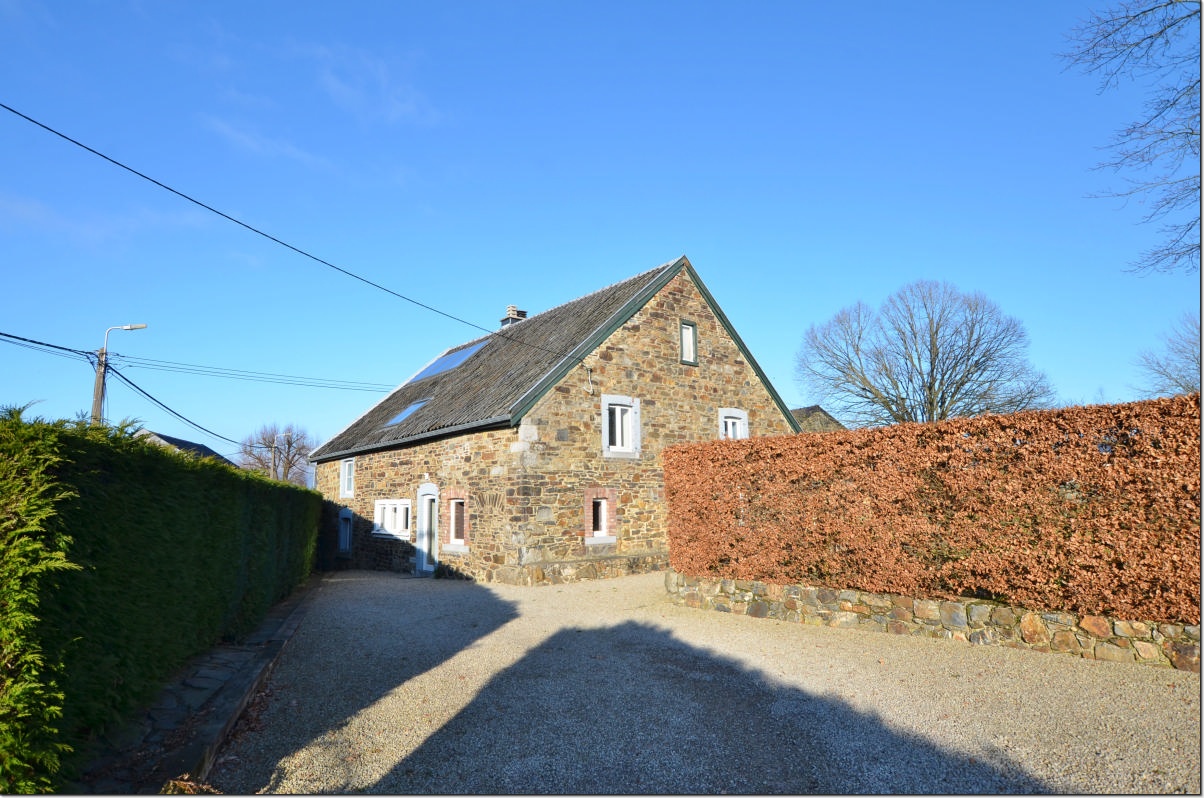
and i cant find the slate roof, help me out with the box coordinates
[311,256,798,462]
[136,429,237,466]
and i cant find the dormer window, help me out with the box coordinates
[680,320,698,366]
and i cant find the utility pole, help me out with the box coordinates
[90,348,108,425]
[91,324,147,425]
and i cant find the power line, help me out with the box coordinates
[106,365,241,445]
[1,331,390,392]
[0,102,480,329]
[0,101,587,367]
[109,354,393,392]
[0,330,94,362]
[2,329,347,449]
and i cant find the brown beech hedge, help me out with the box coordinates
[664,395,1200,624]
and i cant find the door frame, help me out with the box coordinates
[415,482,439,575]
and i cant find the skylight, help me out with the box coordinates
[385,399,429,427]
[408,340,488,384]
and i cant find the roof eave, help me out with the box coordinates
[309,414,512,463]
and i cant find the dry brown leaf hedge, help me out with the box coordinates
[664,394,1200,624]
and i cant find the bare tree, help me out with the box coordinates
[1065,0,1201,274]
[1136,311,1201,396]
[238,423,315,486]
[796,281,1056,427]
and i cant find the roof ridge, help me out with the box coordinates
[493,257,682,329]
[418,257,682,366]
[311,256,691,461]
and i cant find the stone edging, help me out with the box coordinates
[664,570,1201,672]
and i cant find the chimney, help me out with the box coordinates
[500,304,528,328]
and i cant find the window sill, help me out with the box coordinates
[602,449,640,460]
[371,530,411,541]
[585,535,617,546]
[441,543,470,555]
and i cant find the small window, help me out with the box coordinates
[442,489,470,554]
[591,498,607,536]
[448,498,466,544]
[719,408,749,439]
[602,395,641,459]
[584,487,617,545]
[339,458,355,498]
[337,508,353,554]
[373,499,412,539]
[680,320,698,365]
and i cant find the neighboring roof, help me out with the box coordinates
[136,429,237,466]
[790,405,846,432]
[311,256,799,462]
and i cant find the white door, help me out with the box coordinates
[415,486,438,575]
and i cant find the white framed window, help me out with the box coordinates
[339,457,355,498]
[373,499,411,539]
[601,394,641,459]
[719,408,749,439]
[680,320,698,365]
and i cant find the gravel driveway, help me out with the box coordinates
[208,570,1200,794]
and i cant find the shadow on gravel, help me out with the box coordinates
[210,572,520,793]
[375,621,1050,794]
[212,574,1050,794]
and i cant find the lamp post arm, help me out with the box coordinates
[90,324,147,426]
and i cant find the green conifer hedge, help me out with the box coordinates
[0,409,319,792]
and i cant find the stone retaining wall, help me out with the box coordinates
[487,551,668,586]
[664,570,1201,672]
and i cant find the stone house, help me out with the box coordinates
[790,405,846,432]
[309,256,799,585]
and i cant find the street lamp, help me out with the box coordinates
[90,323,148,425]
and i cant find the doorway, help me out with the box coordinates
[415,483,439,575]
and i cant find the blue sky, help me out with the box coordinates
[1,1,1198,459]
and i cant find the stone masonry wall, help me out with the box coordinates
[482,268,796,584]
[313,428,517,576]
[314,269,796,585]
[664,570,1202,672]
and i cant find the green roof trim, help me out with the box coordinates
[505,258,686,422]
[311,255,799,462]
[507,256,801,433]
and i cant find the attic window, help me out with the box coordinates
[408,340,489,384]
[385,399,429,427]
[680,320,698,366]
